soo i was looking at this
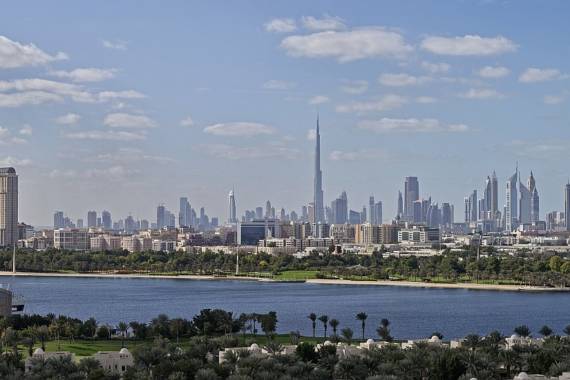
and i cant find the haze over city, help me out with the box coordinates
[1,1,569,226]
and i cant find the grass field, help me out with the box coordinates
[17,334,334,358]
[273,270,318,280]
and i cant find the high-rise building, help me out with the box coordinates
[491,171,499,217]
[464,190,477,223]
[368,196,375,224]
[397,191,403,219]
[228,190,237,224]
[157,204,166,229]
[519,180,531,225]
[101,210,112,230]
[441,202,454,227]
[404,177,419,220]
[505,168,518,231]
[313,116,325,223]
[87,211,97,228]
[331,191,348,224]
[0,168,18,247]
[373,201,383,224]
[565,182,570,231]
[179,197,191,227]
[265,201,272,218]
[255,207,263,220]
[54,211,65,229]
[77,219,84,228]
[528,172,540,223]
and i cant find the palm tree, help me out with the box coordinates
[341,328,353,344]
[318,315,329,338]
[514,325,531,337]
[356,312,368,340]
[329,319,339,337]
[308,313,317,338]
[539,325,553,337]
[117,322,129,348]
[376,318,392,342]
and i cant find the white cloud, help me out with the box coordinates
[544,95,564,105]
[301,15,346,31]
[102,39,128,50]
[264,18,297,33]
[19,125,32,136]
[88,148,175,164]
[340,80,368,94]
[358,118,469,133]
[307,129,316,141]
[262,80,296,90]
[203,122,275,137]
[309,95,330,105]
[180,116,194,127]
[416,96,437,104]
[0,156,32,167]
[506,140,570,160]
[104,113,156,129]
[0,91,63,107]
[281,28,413,62]
[49,68,116,82]
[55,113,81,125]
[329,149,386,161]
[477,66,510,78]
[421,61,450,74]
[519,68,562,83]
[421,35,517,56]
[460,88,505,99]
[63,130,147,141]
[97,90,145,101]
[336,94,407,113]
[378,73,431,87]
[84,165,140,180]
[200,143,299,160]
[0,35,67,69]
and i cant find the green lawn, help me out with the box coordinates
[273,270,318,280]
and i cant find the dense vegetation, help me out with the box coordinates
[2,310,570,379]
[2,248,570,287]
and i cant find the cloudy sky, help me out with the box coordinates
[1,0,569,226]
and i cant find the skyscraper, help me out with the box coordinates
[101,210,112,230]
[565,182,570,231]
[491,171,499,217]
[528,172,540,223]
[368,196,375,223]
[228,190,237,223]
[404,177,419,221]
[519,175,531,225]
[0,167,18,247]
[397,191,403,219]
[179,197,191,227]
[157,204,166,229]
[87,211,97,228]
[313,116,324,223]
[505,168,518,231]
[54,211,64,229]
[464,190,477,223]
[331,191,348,224]
[373,201,383,224]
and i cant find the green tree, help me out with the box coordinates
[341,328,353,344]
[549,256,562,272]
[356,312,367,340]
[514,325,531,337]
[308,313,317,338]
[539,325,553,337]
[117,321,129,348]
[329,319,339,337]
[318,315,329,338]
[376,318,392,342]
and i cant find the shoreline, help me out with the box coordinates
[0,271,568,293]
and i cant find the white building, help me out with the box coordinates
[25,348,75,372]
[54,229,90,250]
[92,348,134,375]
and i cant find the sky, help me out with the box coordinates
[1,0,569,226]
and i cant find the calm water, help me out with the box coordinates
[2,276,570,339]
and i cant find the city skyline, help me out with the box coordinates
[1,1,570,225]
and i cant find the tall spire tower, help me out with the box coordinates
[313,115,324,223]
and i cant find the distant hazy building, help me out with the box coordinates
[505,169,518,231]
[102,211,112,230]
[239,219,279,245]
[464,190,477,223]
[156,205,166,229]
[228,190,237,224]
[313,116,325,223]
[331,191,348,224]
[404,176,419,221]
[87,211,97,228]
[0,167,18,247]
[397,191,403,219]
[54,211,65,229]
[528,172,540,223]
[179,197,191,227]
[566,182,570,231]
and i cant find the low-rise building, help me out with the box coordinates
[54,229,89,251]
[92,348,134,375]
[25,349,75,372]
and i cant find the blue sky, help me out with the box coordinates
[1,0,569,226]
